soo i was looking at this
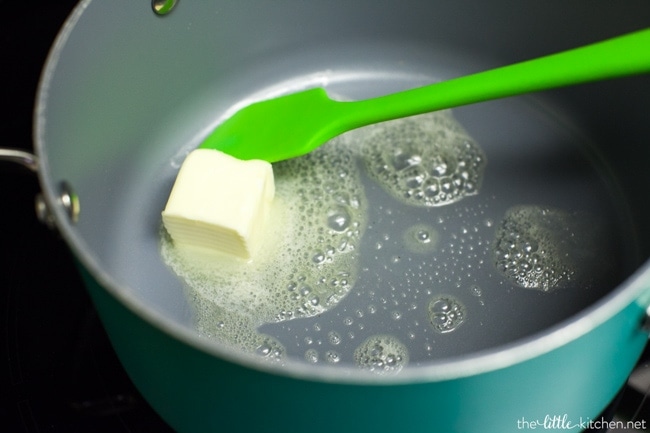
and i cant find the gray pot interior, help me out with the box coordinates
[36,0,650,376]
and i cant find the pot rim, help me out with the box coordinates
[33,0,650,385]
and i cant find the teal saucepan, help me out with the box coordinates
[28,1,650,432]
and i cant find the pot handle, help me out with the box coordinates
[0,147,79,226]
[0,148,39,172]
[0,147,52,226]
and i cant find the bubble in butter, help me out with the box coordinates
[353,110,485,207]
[354,334,409,375]
[493,205,603,292]
[161,135,366,360]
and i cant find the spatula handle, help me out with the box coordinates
[344,28,650,128]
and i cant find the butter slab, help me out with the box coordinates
[162,149,274,259]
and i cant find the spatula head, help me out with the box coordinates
[199,88,341,162]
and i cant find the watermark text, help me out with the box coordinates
[517,414,646,431]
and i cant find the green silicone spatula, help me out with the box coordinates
[200,28,650,162]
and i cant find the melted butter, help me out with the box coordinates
[161,135,367,359]
[160,108,613,369]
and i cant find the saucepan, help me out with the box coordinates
[6,0,650,432]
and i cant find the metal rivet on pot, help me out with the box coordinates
[59,181,80,223]
[35,193,56,229]
[35,181,80,228]
[152,0,177,15]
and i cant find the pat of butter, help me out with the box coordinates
[162,149,274,259]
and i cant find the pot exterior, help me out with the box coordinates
[81,265,648,433]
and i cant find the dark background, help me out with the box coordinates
[0,1,174,431]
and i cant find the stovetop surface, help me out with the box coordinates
[1,2,648,432]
